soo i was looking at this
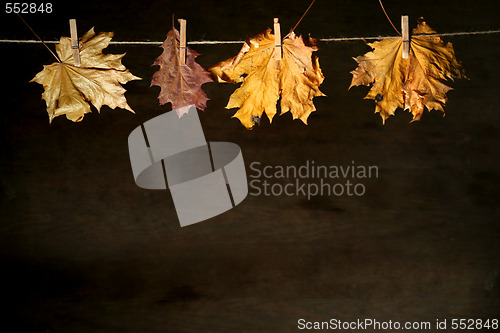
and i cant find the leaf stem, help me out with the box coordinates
[378,0,401,36]
[287,0,316,37]
[16,13,61,62]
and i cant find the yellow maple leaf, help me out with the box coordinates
[209,28,325,129]
[350,18,465,123]
[31,28,141,123]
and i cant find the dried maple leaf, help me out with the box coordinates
[209,28,325,129]
[31,28,141,123]
[151,27,213,116]
[350,18,465,123]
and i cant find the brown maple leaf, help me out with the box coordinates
[209,28,325,130]
[31,28,141,123]
[151,27,214,115]
[350,18,466,123]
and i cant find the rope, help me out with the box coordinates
[0,29,499,45]
[320,30,500,42]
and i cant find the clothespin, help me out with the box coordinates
[401,15,409,59]
[273,18,282,60]
[69,19,81,66]
[178,18,187,65]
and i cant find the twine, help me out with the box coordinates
[0,30,499,45]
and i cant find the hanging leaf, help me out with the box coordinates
[151,27,213,116]
[209,28,325,129]
[31,28,141,123]
[350,18,466,123]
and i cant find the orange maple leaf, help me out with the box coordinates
[350,18,466,123]
[209,28,325,129]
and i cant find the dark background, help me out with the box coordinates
[1,0,499,332]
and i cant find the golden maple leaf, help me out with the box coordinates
[31,28,141,123]
[350,18,465,123]
[209,28,325,129]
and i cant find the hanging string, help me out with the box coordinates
[378,0,401,36]
[1,29,499,45]
[15,12,61,62]
[287,0,316,37]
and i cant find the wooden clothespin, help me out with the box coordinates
[273,18,282,60]
[401,15,409,59]
[178,19,187,65]
[69,19,81,66]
